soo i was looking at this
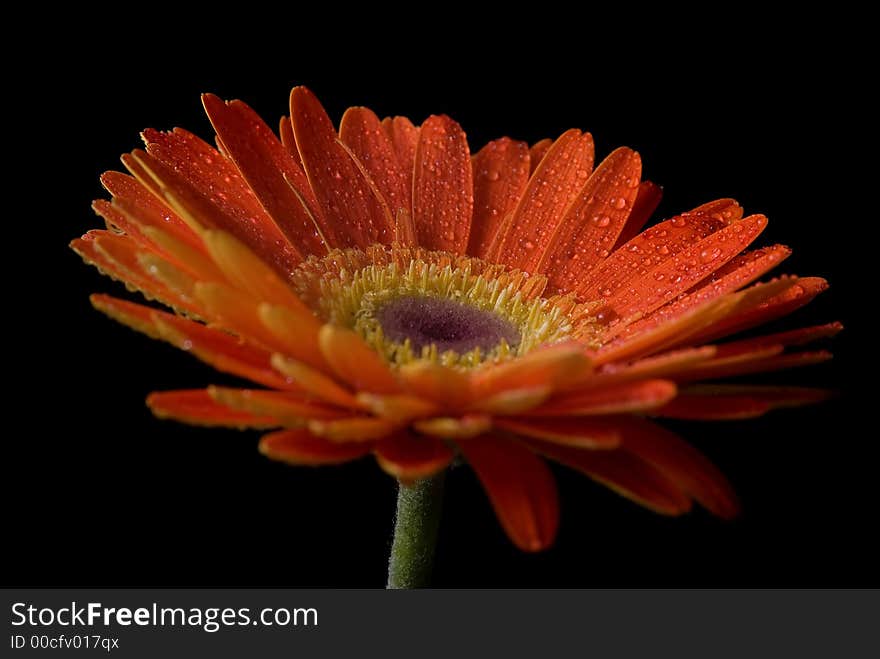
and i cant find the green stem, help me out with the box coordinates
[386,471,446,589]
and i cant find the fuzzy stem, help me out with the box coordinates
[386,472,446,589]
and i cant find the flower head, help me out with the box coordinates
[73,86,837,551]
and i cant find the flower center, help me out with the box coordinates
[290,245,603,368]
[375,294,521,354]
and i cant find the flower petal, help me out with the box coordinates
[413,415,492,440]
[525,379,677,416]
[471,343,592,400]
[356,393,439,423]
[270,354,363,410]
[201,94,328,257]
[147,389,277,428]
[496,130,595,272]
[528,441,691,516]
[579,198,740,299]
[459,435,559,552]
[340,106,412,221]
[207,386,348,424]
[613,181,663,249]
[382,115,419,189]
[539,147,643,292]
[496,417,620,449]
[374,432,454,482]
[608,215,769,320]
[528,138,553,173]
[259,428,372,466]
[318,325,401,394]
[617,419,740,518]
[412,114,473,252]
[467,137,530,258]
[290,86,393,248]
[398,361,473,409]
[308,417,396,443]
[256,304,327,371]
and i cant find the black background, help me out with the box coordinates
[7,19,875,587]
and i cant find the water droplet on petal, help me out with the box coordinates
[671,217,687,227]
[613,197,627,209]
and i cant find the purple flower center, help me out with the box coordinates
[375,295,521,354]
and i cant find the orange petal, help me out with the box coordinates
[496,130,595,272]
[89,295,291,390]
[593,346,717,386]
[201,230,312,313]
[270,354,363,410]
[398,361,473,408]
[356,393,439,423]
[539,148,643,292]
[675,349,833,382]
[613,181,663,249]
[459,435,559,552]
[471,343,592,400]
[579,199,740,299]
[308,417,396,443]
[139,130,299,275]
[374,432,454,482]
[496,417,620,449]
[467,137,531,258]
[147,389,277,428]
[382,115,419,195]
[411,114,473,252]
[713,321,843,357]
[208,386,348,425]
[607,215,768,320]
[689,243,792,293]
[74,233,201,316]
[318,325,401,394]
[525,379,677,416]
[413,415,491,440]
[257,304,327,372]
[528,138,553,174]
[472,386,552,415]
[99,171,203,251]
[278,116,304,167]
[620,273,797,346]
[193,281,287,350]
[260,428,372,466]
[617,419,739,518]
[202,94,327,257]
[290,86,393,248]
[528,440,691,516]
[687,277,829,345]
[340,106,412,221]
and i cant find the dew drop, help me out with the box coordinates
[612,197,627,209]
[487,170,500,181]
[671,217,687,227]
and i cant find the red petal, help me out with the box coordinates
[617,419,740,518]
[688,277,829,345]
[147,389,276,428]
[613,181,663,249]
[607,214,768,320]
[528,440,691,515]
[538,147,642,292]
[340,106,412,221]
[579,198,740,299]
[290,86,393,248]
[202,94,327,257]
[89,294,291,390]
[278,116,304,167]
[526,379,677,416]
[99,171,203,251]
[374,432,454,482]
[467,137,531,258]
[459,435,559,551]
[713,322,843,357]
[496,417,620,449]
[412,114,473,252]
[317,325,401,394]
[495,130,595,272]
[260,428,372,466]
[382,115,419,192]
[528,138,553,173]
[675,349,833,382]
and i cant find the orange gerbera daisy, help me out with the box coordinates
[72,86,837,586]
